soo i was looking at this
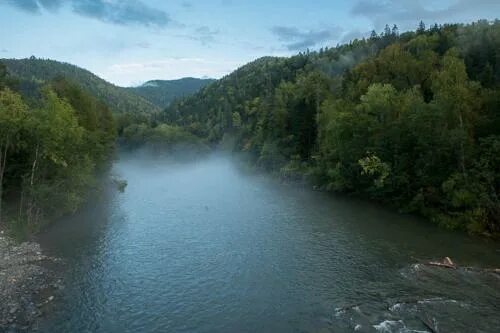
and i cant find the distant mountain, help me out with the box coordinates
[1,57,159,115]
[128,78,216,109]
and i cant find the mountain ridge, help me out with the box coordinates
[2,57,160,115]
[128,77,216,109]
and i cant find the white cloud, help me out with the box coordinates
[351,0,500,30]
[271,26,343,51]
[104,57,246,86]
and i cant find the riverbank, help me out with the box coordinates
[0,229,63,332]
[32,153,500,332]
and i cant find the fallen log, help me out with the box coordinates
[427,257,456,269]
[420,257,500,276]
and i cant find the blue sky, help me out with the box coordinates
[1,0,499,86]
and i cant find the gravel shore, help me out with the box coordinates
[0,230,62,332]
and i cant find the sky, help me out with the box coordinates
[1,0,499,87]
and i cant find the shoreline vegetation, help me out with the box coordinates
[0,20,499,330]
[0,20,499,240]
[0,70,116,238]
[0,61,117,331]
[154,20,499,237]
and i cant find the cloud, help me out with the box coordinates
[106,58,244,86]
[174,26,220,46]
[5,0,42,12]
[73,0,170,27]
[38,0,63,11]
[341,29,371,44]
[191,26,219,45]
[351,0,500,30]
[135,41,150,49]
[3,0,171,28]
[181,1,193,9]
[271,26,342,51]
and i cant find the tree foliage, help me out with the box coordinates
[0,67,116,234]
[128,78,215,109]
[162,20,500,235]
[1,57,159,115]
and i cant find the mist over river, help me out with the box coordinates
[37,151,500,333]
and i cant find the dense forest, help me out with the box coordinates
[1,20,499,237]
[0,63,116,236]
[128,78,215,109]
[160,20,500,236]
[1,57,159,115]
[1,58,211,149]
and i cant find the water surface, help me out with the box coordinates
[38,151,500,332]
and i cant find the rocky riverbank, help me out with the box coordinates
[0,230,63,332]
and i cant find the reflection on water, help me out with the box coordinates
[37,151,500,333]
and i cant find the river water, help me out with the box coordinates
[37,151,500,333]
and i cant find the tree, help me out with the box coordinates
[21,89,89,225]
[0,62,7,88]
[158,20,500,234]
[417,21,426,34]
[392,24,399,37]
[432,50,478,176]
[0,89,27,225]
[384,24,391,37]
[359,154,391,189]
[232,112,242,129]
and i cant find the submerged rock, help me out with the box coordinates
[112,177,128,193]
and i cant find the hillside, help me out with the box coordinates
[1,57,159,115]
[160,20,500,235]
[128,78,215,109]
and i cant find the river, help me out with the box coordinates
[37,151,500,333]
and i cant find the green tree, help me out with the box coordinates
[432,50,479,176]
[0,89,27,225]
[23,89,94,226]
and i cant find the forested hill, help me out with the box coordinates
[0,62,116,235]
[129,78,215,109]
[2,57,159,115]
[161,20,500,235]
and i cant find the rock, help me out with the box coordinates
[0,230,62,331]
